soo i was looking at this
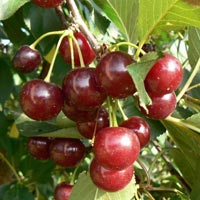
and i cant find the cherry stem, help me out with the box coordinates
[68,36,75,69]
[66,0,100,54]
[0,152,21,183]
[70,163,80,185]
[143,188,155,200]
[176,57,200,102]
[112,99,119,127]
[186,83,200,92]
[117,100,128,121]
[135,40,146,61]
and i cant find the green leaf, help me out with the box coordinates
[137,0,200,43]
[182,113,200,133]
[127,52,159,109]
[0,0,30,20]
[69,172,136,200]
[188,27,200,68]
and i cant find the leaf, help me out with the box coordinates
[0,0,30,20]
[182,113,200,133]
[188,27,200,68]
[69,172,136,200]
[137,0,200,43]
[127,52,159,109]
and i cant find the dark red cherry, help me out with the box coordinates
[144,53,183,95]
[54,182,73,200]
[49,138,85,167]
[32,0,64,8]
[20,79,64,121]
[96,51,136,98]
[93,127,140,170]
[27,137,50,160]
[138,92,177,120]
[90,158,134,192]
[62,101,98,122]
[120,116,151,148]
[62,68,106,111]
[59,32,96,67]
[13,45,42,73]
[76,107,109,139]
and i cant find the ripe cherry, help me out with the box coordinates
[76,107,109,139]
[120,116,151,148]
[59,32,96,67]
[20,79,64,121]
[26,137,50,160]
[138,92,177,120]
[13,45,42,73]
[93,127,140,170]
[144,53,183,95]
[96,51,136,98]
[90,158,133,192]
[49,138,85,167]
[62,68,106,111]
[32,0,64,8]
[54,182,73,200]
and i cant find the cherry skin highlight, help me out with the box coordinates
[90,158,134,192]
[93,127,140,170]
[20,79,64,121]
[120,116,151,148]
[13,45,42,73]
[32,0,64,8]
[54,182,73,200]
[96,51,136,98]
[144,53,183,95]
[59,32,96,67]
[49,138,85,167]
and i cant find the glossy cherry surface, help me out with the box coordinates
[27,137,50,160]
[59,32,96,67]
[49,138,85,167]
[96,51,136,98]
[93,127,140,170]
[20,79,64,121]
[90,158,133,192]
[144,53,183,95]
[76,107,109,139]
[120,116,151,148]
[54,182,73,200]
[32,0,64,7]
[62,68,106,111]
[13,45,42,73]
[138,92,177,120]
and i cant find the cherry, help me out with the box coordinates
[62,68,106,111]
[26,137,50,160]
[93,127,140,170]
[120,116,151,148]
[144,53,183,95]
[138,92,177,120]
[32,0,64,8]
[76,107,109,139]
[59,32,96,67]
[20,79,64,121]
[62,101,98,123]
[90,158,133,192]
[12,45,42,73]
[96,51,136,98]
[49,138,85,167]
[54,182,73,200]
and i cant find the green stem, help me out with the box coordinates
[117,100,128,120]
[135,40,146,61]
[0,152,21,183]
[70,164,80,185]
[176,57,200,102]
[107,97,113,127]
[30,30,65,49]
[68,36,75,69]
[112,99,118,127]
[187,83,200,92]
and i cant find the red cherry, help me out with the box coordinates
[54,182,73,200]
[50,138,85,167]
[90,159,134,192]
[62,68,106,111]
[32,0,64,8]
[59,32,96,67]
[144,53,183,95]
[96,51,136,98]
[20,79,64,121]
[93,127,140,170]
[27,137,50,160]
[138,92,177,120]
[120,116,151,148]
